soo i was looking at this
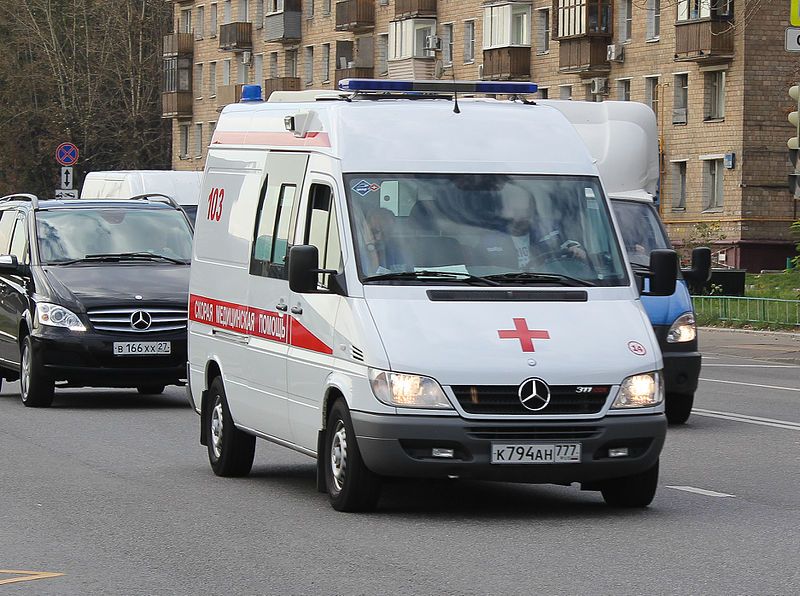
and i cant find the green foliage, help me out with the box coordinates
[791,220,800,268]
[680,222,727,266]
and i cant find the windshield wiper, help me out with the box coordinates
[82,252,188,265]
[482,272,595,287]
[363,270,500,286]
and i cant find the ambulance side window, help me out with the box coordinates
[250,179,299,279]
[304,184,342,284]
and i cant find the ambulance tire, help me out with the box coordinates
[665,392,694,425]
[325,399,381,512]
[600,460,659,508]
[207,377,255,477]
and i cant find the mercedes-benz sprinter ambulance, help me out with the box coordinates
[187,80,678,512]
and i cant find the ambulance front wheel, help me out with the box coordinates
[325,399,381,512]
[665,392,694,425]
[600,460,659,508]
[207,377,255,477]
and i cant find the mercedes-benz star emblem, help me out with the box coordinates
[130,310,152,331]
[518,377,551,412]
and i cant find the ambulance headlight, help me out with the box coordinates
[368,369,452,409]
[667,312,697,343]
[612,372,663,409]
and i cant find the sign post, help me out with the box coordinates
[54,142,79,199]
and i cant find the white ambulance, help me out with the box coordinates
[187,80,678,512]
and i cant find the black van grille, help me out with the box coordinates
[87,306,187,334]
[451,385,610,415]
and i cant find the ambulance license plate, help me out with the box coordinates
[490,443,581,464]
[113,341,171,356]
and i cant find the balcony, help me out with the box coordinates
[264,0,302,43]
[557,36,610,74]
[395,0,437,18]
[482,47,530,80]
[217,84,244,107]
[219,22,252,51]
[675,19,734,62]
[162,91,193,118]
[335,67,374,88]
[263,77,302,99]
[163,32,193,57]
[335,0,374,32]
[387,57,436,80]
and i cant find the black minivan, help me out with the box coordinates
[0,194,193,407]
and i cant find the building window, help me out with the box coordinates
[237,53,248,84]
[376,35,388,76]
[323,0,331,15]
[484,3,531,48]
[646,0,660,40]
[179,123,190,158]
[703,158,724,210]
[208,121,217,145]
[537,87,548,99]
[162,57,192,93]
[306,0,314,19]
[389,19,437,60]
[237,0,247,21]
[622,0,632,41]
[223,0,232,24]
[705,70,726,120]
[678,0,710,21]
[209,61,217,96]
[223,59,231,85]
[180,9,192,34]
[645,76,659,117]
[196,6,205,38]
[254,53,264,85]
[195,123,204,157]
[195,63,204,98]
[671,161,687,210]
[464,20,475,63]
[286,49,297,77]
[673,73,688,124]
[536,8,550,54]
[559,85,572,100]
[556,0,612,37]
[442,23,454,66]
[322,43,331,82]
[256,0,264,28]
[617,78,630,101]
[304,46,314,85]
[269,52,278,78]
[268,0,284,12]
[210,3,218,36]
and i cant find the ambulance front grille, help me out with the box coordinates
[87,306,188,334]
[451,385,610,415]
[466,426,602,441]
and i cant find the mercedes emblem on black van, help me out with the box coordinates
[130,311,152,331]
[518,378,551,411]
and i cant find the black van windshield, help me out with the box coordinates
[610,199,671,267]
[36,208,193,264]
[345,173,628,287]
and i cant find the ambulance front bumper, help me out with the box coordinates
[352,412,666,485]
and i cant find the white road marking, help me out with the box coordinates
[699,378,800,392]
[702,364,799,368]
[666,486,736,498]
[693,408,800,431]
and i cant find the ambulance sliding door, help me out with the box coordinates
[243,152,307,441]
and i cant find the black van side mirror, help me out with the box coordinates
[683,247,712,287]
[288,245,340,294]
[646,249,678,296]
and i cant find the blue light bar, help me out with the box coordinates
[240,84,263,102]
[338,79,538,95]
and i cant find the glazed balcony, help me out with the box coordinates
[557,35,611,74]
[263,77,302,99]
[675,19,734,62]
[395,0,437,18]
[335,0,375,32]
[481,47,531,80]
[162,91,193,118]
[163,32,193,56]
[264,0,302,43]
[219,22,253,51]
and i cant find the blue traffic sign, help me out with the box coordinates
[56,142,79,166]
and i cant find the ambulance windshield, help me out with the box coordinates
[346,173,627,287]
[610,199,671,268]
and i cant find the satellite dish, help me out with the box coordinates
[434,60,444,80]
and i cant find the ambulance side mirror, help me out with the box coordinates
[646,249,678,296]
[288,245,339,294]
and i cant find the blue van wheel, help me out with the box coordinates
[665,393,694,425]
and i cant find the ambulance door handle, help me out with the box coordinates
[290,305,303,315]
[276,303,288,312]
[211,328,250,345]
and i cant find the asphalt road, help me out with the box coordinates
[1,329,798,594]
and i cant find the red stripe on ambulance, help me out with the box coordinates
[210,131,331,148]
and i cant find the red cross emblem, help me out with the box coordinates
[498,318,550,352]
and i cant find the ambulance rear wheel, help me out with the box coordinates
[207,377,255,477]
[325,400,381,512]
[665,393,694,425]
[600,460,659,508]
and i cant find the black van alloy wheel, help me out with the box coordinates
[20,336,54,408]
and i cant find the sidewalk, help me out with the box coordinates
[700,326,800,365]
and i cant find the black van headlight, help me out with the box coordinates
[36,303,86,332]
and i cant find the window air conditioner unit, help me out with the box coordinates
[590,77,608,95]
[242,51,252,65]
[607,44,624,62]
[424,35,442,51]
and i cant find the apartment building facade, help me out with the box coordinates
[163,0,798,271]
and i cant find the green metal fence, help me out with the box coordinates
[692,296,800,327]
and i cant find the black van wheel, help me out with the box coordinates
[325,399,381,512]
[20,336,54,408]
[207,377,255,477]
[601,460,659,508]
[137,385,165,395]
[665,393,694,425]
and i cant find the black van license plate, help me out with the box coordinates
[113,342,171,356]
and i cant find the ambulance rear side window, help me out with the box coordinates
[250,179,298,279]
